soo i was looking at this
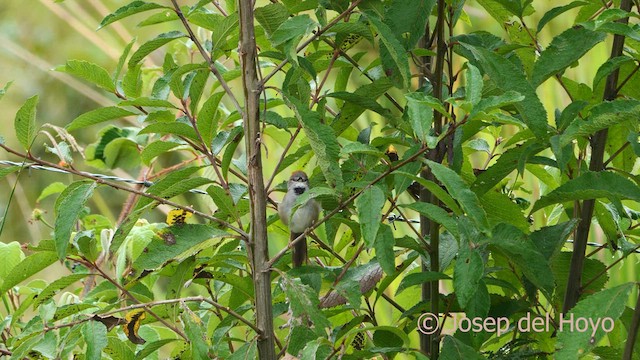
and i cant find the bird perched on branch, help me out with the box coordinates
[278,171,321,267]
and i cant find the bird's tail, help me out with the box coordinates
[291,232,308,268]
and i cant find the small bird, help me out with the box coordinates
[278,171,321,267]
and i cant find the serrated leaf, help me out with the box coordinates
[374,224,395,275]
[293,106,343,190]
[34,274,88,307]
[532,27,606,87]
[99,1,167,29]
[270,15,316,47]
[405,92,434,143]
[331,78,394,135]
[556,283,634,358]
[128,31,186,67]
[59,60,115,92]
[326,91,392,118]
[531,171,640,213]
[122,63,143,98]
[0,166,21,180]
[207,186,239,222]
[460,44,549,138]
[366,13,411,88]
[440,336,485,360]
[0,242,24,280]
[158,177,213,198]
[403,202,459,237]
[83,321,108,359]
[384,0,435,50]
[468,90,525,120]
[67,107,137,131]
[426,160,490,232]
[560,99,640,145]
[396,271,451,295]
[255,3,289,37]
[105,336,136,359]
[0,251,58,294]
[141,141,182,165]
[133,224,228,271]
[483,224,554,299]
[14,95,39,150]
[138,122,199,141]
[281,274,331,336]
[394,171,462,214]
[531,220,578,260]
[114,38,136,81]
[454,245,484,308]
[465,63,483,105]
[135,339,177,360]
[355,186,386,248]
[120,97,178,108]
[54,181,97,260]
[340,142,384,157]
[537,1,588,32]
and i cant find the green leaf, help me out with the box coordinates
[135,339,178,360]
[460,44,549,139]
[440,336,485,360]
[374,224,395,275]
[83,321,108,359]
[468,90,525,120]
[531,220,578,260]
[0,166,21,180]
[67,107,137,131]
[141,141,182,165]
[355,186,386,248]
[340,142,385,157]
[122,63,143,98]
[537,1,588,32]
[0,251,58,294]
[531,171,640,213]
[484,224,554,299]
[182,312,209,360]
[556,283,634,358]
[481,191,530,232]
[472,141,545,195]
[59,60,115,92]
[426,160,490,232]
[0,242,24,280]
[207,186,240,222]
[138,122,199,141]
[198,92,225,146]
[269,15,316,46]
[403,202,459,237]
[0,81,13,101]
[114,38,135,81]
[14,95,39,150]
[331,78,394,135]
[128,31,186,67]
[99,1,167,29]
[384,0,435,50]
[133,225,229,271]
[396,271,451,295]
[54,181,97,260]
[326,91,392,118]
[560,99,640,145]
[33,274,88,307]
[454,245,485,308]
[281,274,331,336]
[532,27,606,87]
[404,92,434,143]
[366,13,411,88]
[105,337,136,360]
[465,63,483,105]
[292,106,343,190]
[119,97,178,108]
[254,3,289,37]
[394,171,462,214]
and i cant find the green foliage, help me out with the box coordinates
[0,0,638,358]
